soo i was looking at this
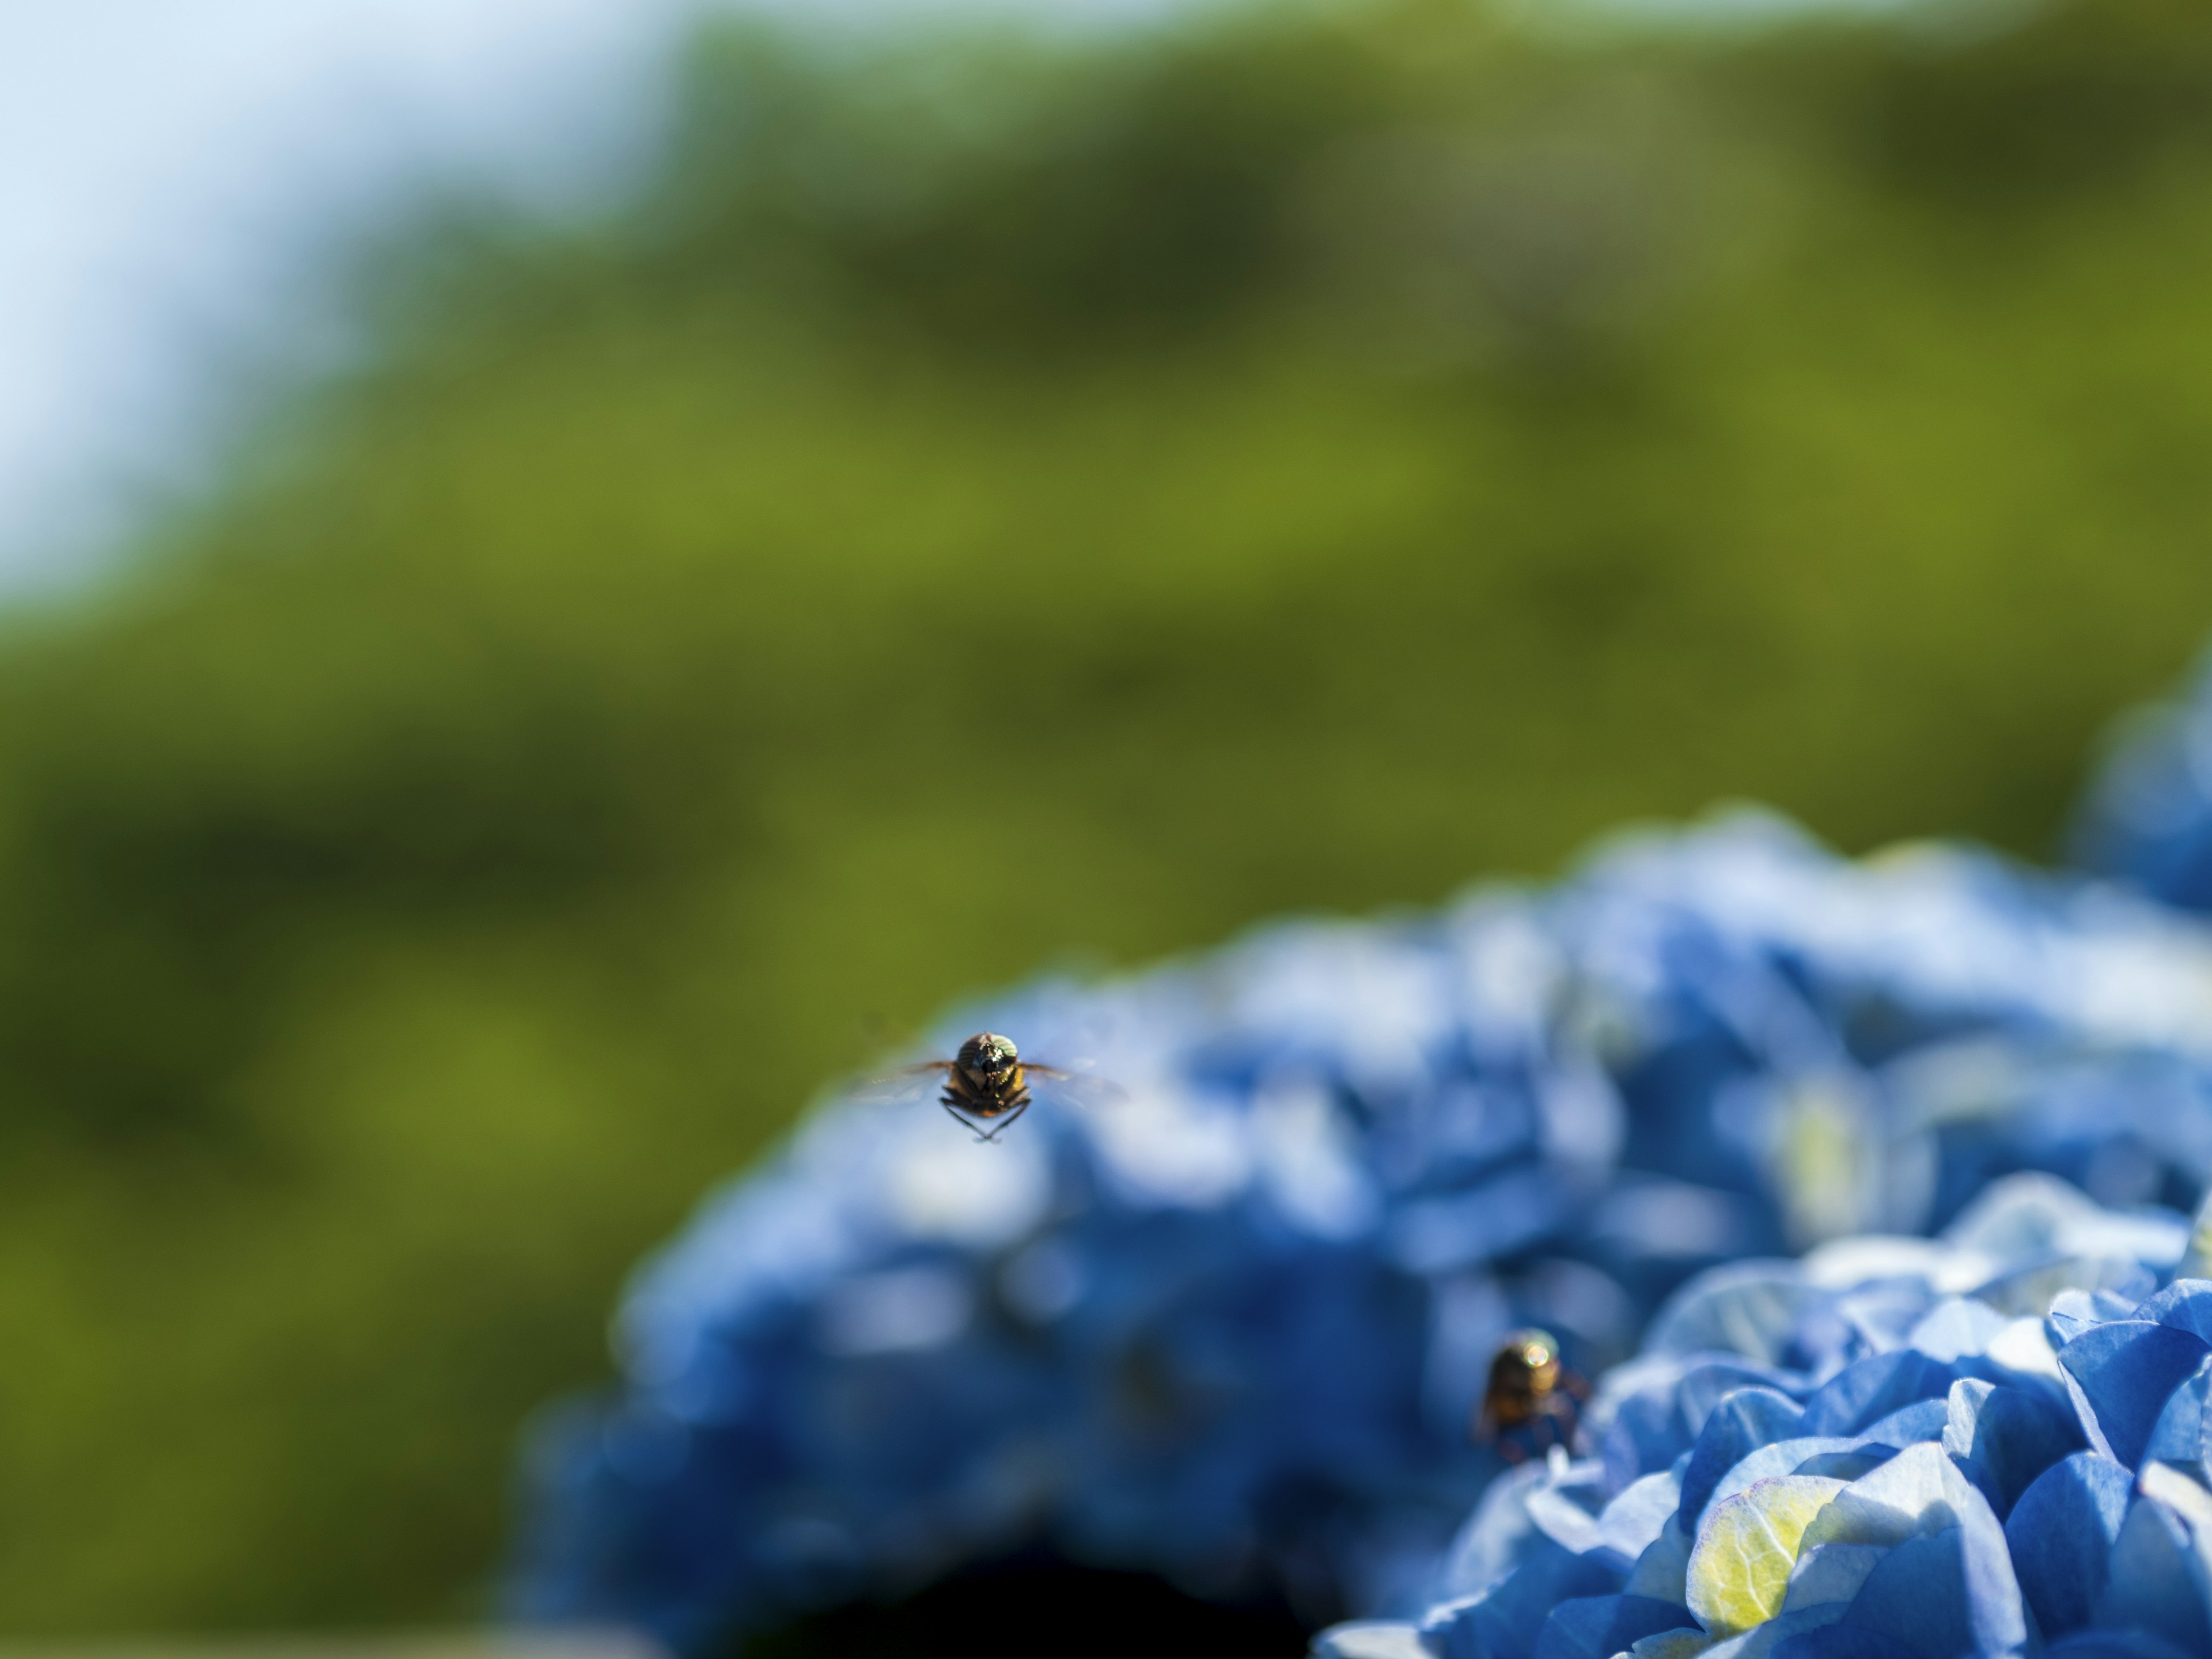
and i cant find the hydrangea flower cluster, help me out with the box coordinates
[513,815,2212,1652]
[2076,650,2212,914]
[1321,1174,2212,1659]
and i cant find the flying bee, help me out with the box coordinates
[1474,1328,1589,1464]
[854,1032,1120,1142]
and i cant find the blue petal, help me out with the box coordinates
[1643,1263,1828,1366]
[1854,1398,1948,1449]
[1440,1464,1554,1598]
[1603,1361,1806,1490]
[2136,1278,2212,1346]
[1800,1353,1959,1438]
[1526,1464,1623,1557]
[1830,1280,1940,1355]
[1699,1438,1898,1528]
[1312,1622,1434,1659]
[1989,1263,2154,1329]
[1834,1532,1975,1659]
[1812,1448,2025,1657]
[2141,1355,2212,1480]
[1787,1446,1899,1486]
[2094,1490,2212,1654]
[1624,1514,1694,1606]
[2043,1633,2199,1659]
[2058,1321,2212,1468]
[1422,1538,1626,1659]
[1900,1297,2012,1363]
[1710,1605,1846,1658]
[1531,1594,1699,1659]
[1600,1471,1687,1562]
[2003,1452,2133,1637]
[1940,1377,2084,1518]
[1769,1627,1919,1659]
[1679,1388,1809,1524]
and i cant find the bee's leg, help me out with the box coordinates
[941,1096,987,1140]
[1544,1393,1581,1444]
[977,1096,1032,1142]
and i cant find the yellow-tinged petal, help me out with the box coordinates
[1685,1476,1849,1637]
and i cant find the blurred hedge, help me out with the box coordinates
[6,0,2212,1632]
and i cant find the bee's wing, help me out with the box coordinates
[1022,1063,1128,1113]
[844,1061,953,1106]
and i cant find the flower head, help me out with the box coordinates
[514,816,2212,1651]
[1334,1176,2212,1659]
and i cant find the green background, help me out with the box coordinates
[5,0,2212,1631]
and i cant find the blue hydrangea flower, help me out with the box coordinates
[2076,649,2212,912]
[513,815,2212,1652]
[1323,1176,2212,1659]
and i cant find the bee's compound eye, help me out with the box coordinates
[1496,1328,1560,1378]
[959,1032,1019,1073]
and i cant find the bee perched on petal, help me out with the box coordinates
[1474,1328,1588,1464]
[854,1032,1120,1141]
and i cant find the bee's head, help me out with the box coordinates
[957,1032,1020,1080]
[1489,1329,1562,1396]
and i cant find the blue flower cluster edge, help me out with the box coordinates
[1319,1174,2212,1659]
[509,793,2212,1654]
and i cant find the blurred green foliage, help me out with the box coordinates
[6,0,2212,1632]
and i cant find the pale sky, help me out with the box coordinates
[0,0,1892,588]
[0,0,1196,586]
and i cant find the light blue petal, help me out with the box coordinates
[1702,1439,1898,1532]
[2058,1321,2212,1468]
[1834,1531,1976,1659]
[1798,1444,1957,1551]
[1779,1542,1885,1612]
[1680,1389,1811,1525]
[1644,1264,1827,1366]
[1900,1297,2012,1364]
[1313,1621,1434,1659]
[1626,1515,1695,1606]
[1787,1448,1899,1486]
[1603,1471,1688,1562]
[2141,1355,2212,1481]
[2042,1631,2198,1659]
[1768,1627,1919,1659]
[1531,1594,1700,1659]
[1438,1463,1552,1598]
[1702,1605,1844,1659]
[2058,1209,2191,1274]
[1421,1538,1626,1659]
[1800,1353,1960,1438]
[1527,1463,1624,1558]
[1854,1399,1949,1449]
[2093,1490,2212,1653]
[1805,1443,2027,1656]
[2003,1450,2133,1637]
[1983,1260,2155,1324]
[1832,1281,1940,1356]
[1938,1172,2100,1268]
[2137,1278,2212,1346]
[1940,1377,2084,1518]
[1604,1361,1811,1491]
